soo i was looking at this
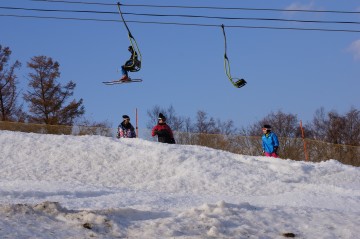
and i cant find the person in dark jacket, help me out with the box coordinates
[261,124,279,158]
[116,115,136,138]
[120,46,139,81]
[151,113,175,144]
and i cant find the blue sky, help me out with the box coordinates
[1,0,360,129]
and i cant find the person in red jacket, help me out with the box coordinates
[151,113,176,144]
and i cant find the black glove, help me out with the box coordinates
[153,130,158,135]
[273,146,278,154]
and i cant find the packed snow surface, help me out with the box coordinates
[0,130,359,238]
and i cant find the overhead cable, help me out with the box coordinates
[0,6,115,15]
[26,0,360,14]
[1,14,360,33]
[30,0,115,6]
[122,12,360,25]
[1,6,360,26]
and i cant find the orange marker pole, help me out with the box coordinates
[300,120,309,161]
[135,108,139,138]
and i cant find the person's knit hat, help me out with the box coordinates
[122,115,130,120]
[158,113,166,120]
[263,124,271,130]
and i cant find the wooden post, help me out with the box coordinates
[300,120,309,161]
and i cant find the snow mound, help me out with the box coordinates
[0,130,359,238]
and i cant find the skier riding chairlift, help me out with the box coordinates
[120,46,141,81]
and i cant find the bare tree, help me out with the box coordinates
[246,110,299,137]
[23,56,85,125]
[328,111,346,144]
[310,107,360,146]
[183,117,194,133]
[308,107,360,164]
[343,107,360,146]
[146,105,188,131]
[310,107,328,141]
[216,118,237,136]
[195,110,217,134]
[0,45,24,121]
[147,106,238,135]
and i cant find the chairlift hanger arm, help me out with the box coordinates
[117,1,142,70]
[221,24,247,88]
[117,2,133,38]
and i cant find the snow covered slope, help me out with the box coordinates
[0,130,359,238]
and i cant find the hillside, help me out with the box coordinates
[0,130,359,238]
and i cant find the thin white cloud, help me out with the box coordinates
[348,40,360,60]
[283,1,320,17]
[285,2,316,11]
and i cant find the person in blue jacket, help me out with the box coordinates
[262,124,279,158]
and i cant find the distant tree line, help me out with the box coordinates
[147,105,360,166]
[147,105,360,147]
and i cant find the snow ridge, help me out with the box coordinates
[0,130,359,238]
